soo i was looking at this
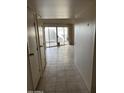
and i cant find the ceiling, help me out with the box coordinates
[28,0,96,19]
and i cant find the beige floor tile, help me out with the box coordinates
[37,46,89,93]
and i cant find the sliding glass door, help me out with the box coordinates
[57,27,69,45]
[64,27,69,44]
[57,27,64,45]
[45,27,49,47]
[45,27,57,47]
[45,26,68,47]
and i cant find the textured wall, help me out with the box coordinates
[74,20,95,92]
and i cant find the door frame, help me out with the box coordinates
[36,18,47,72]
[27,46,34,90]
[33,14,43,75]
[27,10,42,90]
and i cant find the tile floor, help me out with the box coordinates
[37,45,89,93]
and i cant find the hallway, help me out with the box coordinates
[37,45,89,93]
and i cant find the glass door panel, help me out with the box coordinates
[45,27,57,47]
[64,27,69,44]
[49,27,57,47]
[45,27,50,47]
[57,27,65,45]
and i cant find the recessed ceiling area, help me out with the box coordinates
[29,0,96,19]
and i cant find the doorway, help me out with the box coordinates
[45,26,69,48]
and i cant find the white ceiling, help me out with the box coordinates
[29,0,96,19]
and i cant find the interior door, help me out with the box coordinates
[38,26,46,71]
[27,9,41,89]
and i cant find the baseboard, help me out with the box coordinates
[74,62,90,93]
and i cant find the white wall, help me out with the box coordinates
[74,20,95,92]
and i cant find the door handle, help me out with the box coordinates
[40,45,43,47]
[29,53,34,56]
